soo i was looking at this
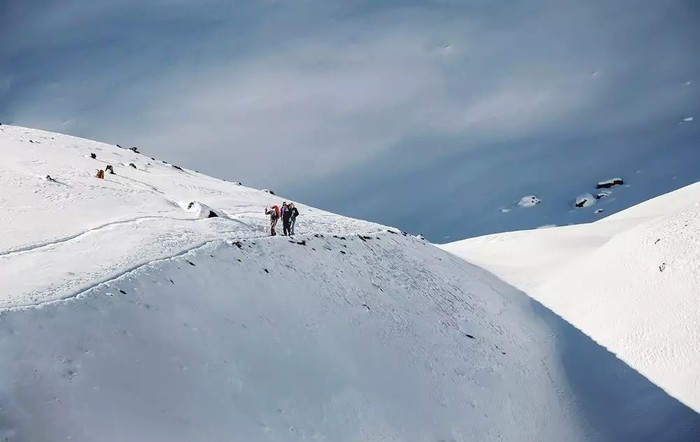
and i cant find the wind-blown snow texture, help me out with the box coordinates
[1,125,698,441]
[444,181,700,419]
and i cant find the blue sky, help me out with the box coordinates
[2,0,699,241]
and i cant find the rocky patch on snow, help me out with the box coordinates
[182,201,220,219]
[575,193,596,208]
[517,195,541,208]
[596,190,612,199]
[596,178,624,189]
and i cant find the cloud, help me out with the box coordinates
[1,0,698,194]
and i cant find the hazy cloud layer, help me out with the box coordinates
[1,0,699,239]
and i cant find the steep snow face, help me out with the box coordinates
[443,181,700,414]
[0,233,590,441]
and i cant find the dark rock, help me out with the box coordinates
[654,238,661,244]
[169,279,175,284]
[172,165,183,171]
[264,269,269,274]
[105,165,115,175]
[90,153,97,159]
[129,163,137,169]
[129,146,139,153]
[119,289,126,295]
[116,144,122,148]
[186,260,196,266]
[596,178,624,189]
[232,241,243,249]
[207,210,218,218]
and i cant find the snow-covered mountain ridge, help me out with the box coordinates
[0,124,382,309]
[443,180,700,414]
[1,124,698,441]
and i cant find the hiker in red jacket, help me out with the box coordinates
[265,204,280,236]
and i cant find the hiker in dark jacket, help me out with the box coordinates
[289,203,299,235]
[281,202,293,236]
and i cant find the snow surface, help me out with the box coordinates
[443,181,700,418]
[0,125,379,309]
[0,125,609,440]
[2,125,698,440]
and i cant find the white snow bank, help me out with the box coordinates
[682,117,693,122]
[443,181,700,414]
[517,195,541,207]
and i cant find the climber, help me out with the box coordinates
[289,203,299,236]
[281,202,292,236]
[265,204,280,236]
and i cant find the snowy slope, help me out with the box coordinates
[2,125,699,441]
[0,124,590,441]
[0,125,378,308]
[443,181,700,414]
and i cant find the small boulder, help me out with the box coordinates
[183,201,220,219]
[129,146,139,153]
[129,163,137,169]
[596,178,624,189]
[517,195,541,208]
[262,189,275,195]
[575,193,596,208]
[90,153,97,159]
